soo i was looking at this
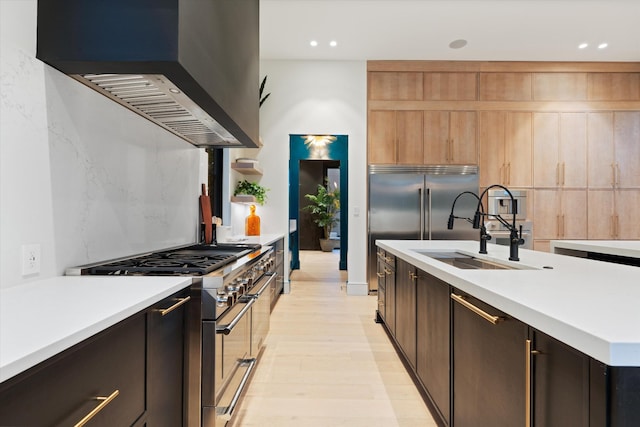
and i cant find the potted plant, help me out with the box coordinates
[303,184,340,251]
[233,180,269,205]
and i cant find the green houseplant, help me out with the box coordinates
[303,184,340,251]
[234,180,269,205]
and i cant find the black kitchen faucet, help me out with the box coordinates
[472,184,524,261]
[447,191,491,254]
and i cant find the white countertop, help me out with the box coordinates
[219,233,283,247]
[550,240,640,259]
[377,240,640,367]
[0,276,192,383]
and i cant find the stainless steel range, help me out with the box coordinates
[66,242,276,427]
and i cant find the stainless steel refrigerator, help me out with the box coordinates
[368,165,480,291]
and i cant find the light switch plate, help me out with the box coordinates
[22,244,41,276]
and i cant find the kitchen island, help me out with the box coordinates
[376,240,640,427]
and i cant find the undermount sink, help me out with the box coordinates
[415,250,532,270]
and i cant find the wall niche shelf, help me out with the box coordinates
[231,195,258,204]
[231,161,262,175]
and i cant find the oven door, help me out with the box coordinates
[202,297,255,427]
[248,272,276,357]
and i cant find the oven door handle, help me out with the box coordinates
[216,298,256,335]
[247,273,277,299]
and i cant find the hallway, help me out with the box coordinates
[230,250,438,426]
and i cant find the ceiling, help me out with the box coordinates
[260,0,640,62]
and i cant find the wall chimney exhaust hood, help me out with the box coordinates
[36,0,260,148]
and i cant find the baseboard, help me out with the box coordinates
[346,281,368,296]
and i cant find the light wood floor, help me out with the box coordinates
[230,250,438,426]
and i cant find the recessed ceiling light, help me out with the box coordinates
[578,43,589,49]
[449,39,468,49]
[310,40,318,47]
[598,42,608,49]
[329,40,337,47]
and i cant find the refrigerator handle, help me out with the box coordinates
[419,188,425,240]
[427,188,432,240]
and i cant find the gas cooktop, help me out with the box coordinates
[83,243,262,276]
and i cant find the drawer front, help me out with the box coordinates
[0,314,146,426]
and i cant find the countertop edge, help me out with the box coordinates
[550,240,640,259]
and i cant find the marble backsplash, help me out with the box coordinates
[1,5,203,288]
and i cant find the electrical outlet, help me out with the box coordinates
[22,244,41,276]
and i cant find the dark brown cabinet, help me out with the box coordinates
[0,314,146,426]
[530,329,590,427]
[395,258,417,368]
[0,286,193,427]
[416,272,450,425]
[147,289,191,427]
[451,289,527,427]
[376,249,396,334]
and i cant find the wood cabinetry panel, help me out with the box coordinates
[533,189,587,239]
[616,189,640,239]
[614,112,640,188]
[479,111,506,187]
[533,112,560,187]
[588,190,615,239]
[533,112,587,188]
[505,112,533,187]
[561,190,588,239]
[368,110,396,164]
[559,113,588,188]
[587,112,615,188]
[397,111,424,164]
[423,111,450,164]
[450,111,478,164]
[588,73,640,100]
[424,111,477,164]
[479,73,532,100]
[534,73,587,100]
[423,72,477,100]
[369,72,423,100]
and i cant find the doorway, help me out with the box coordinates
[299,160,340,250]
[289,134,348,271]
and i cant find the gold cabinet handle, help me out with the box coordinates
[556,163,560,186]
[384,268,392,275]
[525,339,532,427]
[74,389,119,427]
[409,271,416,280]
[562,162,566,186]
[451,293,503,325]
[507,162,511,186]
[157,296,191,316]
[525,339,541,427]
[376,272,385,278]
[385,256,393,263]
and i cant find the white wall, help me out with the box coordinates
[0,0,203,289]
[230,60,368,295]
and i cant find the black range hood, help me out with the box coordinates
[36,0,259,148]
